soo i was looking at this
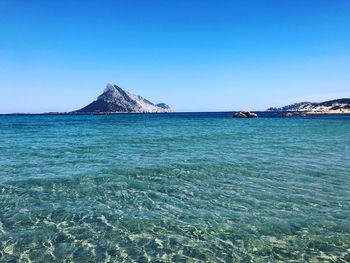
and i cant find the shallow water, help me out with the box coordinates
[0,113,350,262]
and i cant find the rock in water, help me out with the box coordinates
[75,83,172,113]
[233,110,258,118]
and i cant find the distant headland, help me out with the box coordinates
[267,98,350,114]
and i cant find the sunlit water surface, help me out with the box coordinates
[0,113,350,262]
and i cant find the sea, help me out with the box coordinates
[0,112,349,262]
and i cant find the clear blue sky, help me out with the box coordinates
[1,0,349,113]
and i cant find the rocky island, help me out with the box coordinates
[267,98,350,114]
[74,83,172,113]
[234,110,258,118]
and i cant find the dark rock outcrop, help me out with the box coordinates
[156,103,172,111]
[282,112,309,117]
[234,110,258,118]
[75,83,172,113]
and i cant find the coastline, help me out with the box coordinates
[306,110,350,114]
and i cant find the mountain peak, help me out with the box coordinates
[103,82,125,94]
[75,83,172,113]
[104,82,118,92]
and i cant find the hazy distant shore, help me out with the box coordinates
[305,110,350,114]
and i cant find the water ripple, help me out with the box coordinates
[0,114,349,262]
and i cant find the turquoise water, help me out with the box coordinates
[0,113,350,262]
